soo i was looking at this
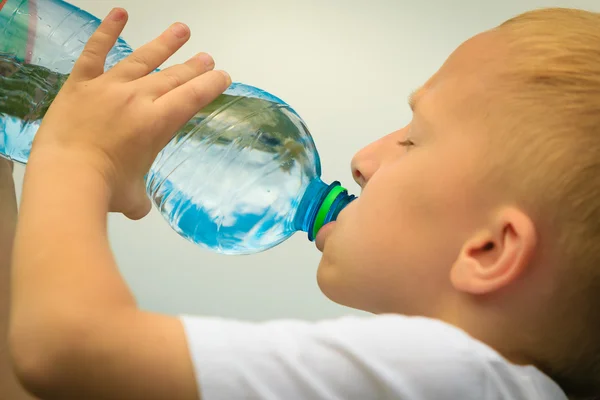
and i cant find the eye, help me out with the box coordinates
[397,139,415,148]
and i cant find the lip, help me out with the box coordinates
[315,221,336,252]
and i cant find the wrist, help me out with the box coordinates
[27,147,113,209]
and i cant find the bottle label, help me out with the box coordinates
[0,0,37,63]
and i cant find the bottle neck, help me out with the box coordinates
[294,178,356,241]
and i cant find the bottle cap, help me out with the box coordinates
[312,184,348,239]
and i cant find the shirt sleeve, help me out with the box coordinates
[180,314,487,400]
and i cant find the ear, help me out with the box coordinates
[450,207,537,295]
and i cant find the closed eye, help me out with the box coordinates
[397,139,415,147]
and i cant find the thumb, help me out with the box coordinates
[122,180,152,221]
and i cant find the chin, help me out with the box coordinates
[316,257,349,306]
[316,258,375,313]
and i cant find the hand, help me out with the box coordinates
[30,8,231,220]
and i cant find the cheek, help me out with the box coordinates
[372,153,480,244]
[315,205,395,311]
[316,156,477,313]
[316,198,421,312]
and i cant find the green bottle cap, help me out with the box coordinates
[312,184,346,239]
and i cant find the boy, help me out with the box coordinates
[3,5,599,400]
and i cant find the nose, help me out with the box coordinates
[351,129,402,188]
[351,155,373,188]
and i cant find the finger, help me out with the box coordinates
[142,53,215,98]
[154,70,231,142]
[71,8,128,81]
[109,23,190,81]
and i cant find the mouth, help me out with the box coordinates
[315,221,336,252]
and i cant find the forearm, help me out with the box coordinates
[9,153,139,394]
[9,152,197,399]
[12,152,136,314]
[15,152,135,299]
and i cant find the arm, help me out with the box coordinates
[8,8,229,400]
[0,160,35,400]
[11,157,198,399]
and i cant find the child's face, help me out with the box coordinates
[316,31,506,315]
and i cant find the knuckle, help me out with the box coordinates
[153,38,177,58]
[80,45,102,61]
[94,30,114,43]
[83,31,113,55]
[127,53,151,69]
[163,72,183,89]
[188,84,207,103]
[184,62,199,75]
[123,90,138,106]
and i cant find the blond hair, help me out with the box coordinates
[491,8,600,398]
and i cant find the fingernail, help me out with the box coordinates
[110,8,126,21]
[219,70,232,85]
[197,53,215,68]
[171,23,189,38]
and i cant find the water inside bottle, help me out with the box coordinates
[146,94,321,255]
[0,53,323,255]
[0,53,67,163]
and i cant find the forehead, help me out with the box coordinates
[440,30,506,78]
[416,31,509,125]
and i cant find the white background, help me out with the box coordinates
[13,0,600,321]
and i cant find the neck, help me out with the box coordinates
[439,292,540,367]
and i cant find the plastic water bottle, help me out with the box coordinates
[0,0,356,255]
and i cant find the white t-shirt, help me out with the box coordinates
[180,314,567,400]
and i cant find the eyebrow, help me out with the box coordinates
[408,86,424,112]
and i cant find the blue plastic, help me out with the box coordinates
[0,0,356,255]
